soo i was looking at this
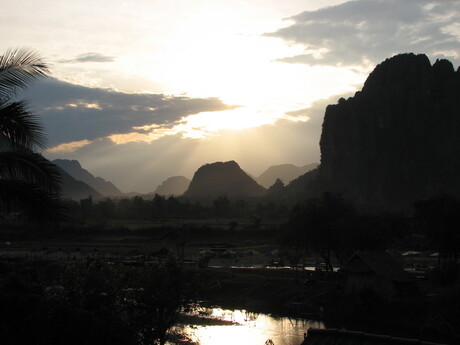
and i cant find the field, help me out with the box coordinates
[0,218,292,267]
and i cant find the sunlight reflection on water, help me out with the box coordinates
[185,308,324,345]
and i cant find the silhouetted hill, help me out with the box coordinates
[256,163,318,188]
[285,167,321,198]
[58,168,103,201]
[53,159,122,197]
[318,53,460,207]
[154,176,191,196]
[183,161,267,198]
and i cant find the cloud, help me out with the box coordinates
[59,52,116,63]
[44,92,349,193]
[48,140,92,153]
[21,78,236,148]
[266,0,460,67]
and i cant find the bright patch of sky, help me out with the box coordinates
[0,0,355,146]
[1,0,459,192]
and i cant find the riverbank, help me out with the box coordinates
[0,225,458,344]
[194,266,330,317]
[0,250,456,344]
[192,266,458,344]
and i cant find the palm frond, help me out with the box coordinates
[0,149,61,193]
[0,179,68,225]
[0,100,47,150]
[0,48,63,228]
[0,48,50,100]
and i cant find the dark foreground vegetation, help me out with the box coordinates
[2,192,460,344]
[0,257,198,345]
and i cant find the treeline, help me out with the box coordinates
[65,194,292,220]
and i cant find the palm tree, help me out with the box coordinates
[0,48,65,226]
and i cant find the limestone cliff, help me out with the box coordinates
[319,53,460,205]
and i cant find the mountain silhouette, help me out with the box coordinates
[256,163,318,188]
[183,161,266,198]
[154,176,191,196]
[285,167,321,198]
[53,159,122,197]
[317,53,460,206]
[58,168,103,201]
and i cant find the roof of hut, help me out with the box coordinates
[341,251,414,282]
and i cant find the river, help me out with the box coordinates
[182,307,325,345]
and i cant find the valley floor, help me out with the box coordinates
[0,220,457,344]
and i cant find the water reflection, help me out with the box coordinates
[185,308,324,345]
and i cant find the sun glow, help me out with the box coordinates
[180,108,278,133]
[104,1,365,138]
[25,0,367,154]
[107,107,294,145]
[108,126,184,144]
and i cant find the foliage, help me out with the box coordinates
[0,262,130,345]
[121,259,195,345]
[287,193,356,271]
[414,194,460,270]
[0,259,194,345]
[0,48,65,226]
[67,193,292,223]
[286,193,408,269]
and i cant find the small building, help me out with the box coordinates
[340,251,416,298]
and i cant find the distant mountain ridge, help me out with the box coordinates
[256,163,318,188]
[184,161,266,198]
[58,168,103,201]
[53,159,122,197]
[155,176,191,196]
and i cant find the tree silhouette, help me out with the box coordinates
[0,48,65,226]
[122,260,194,345]
[288,193,356,271]
[414,194,460,270]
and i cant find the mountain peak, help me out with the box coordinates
[184,161,266,198]
[53,159,122,197]
[154,176,191,197]
[54,159,82,170]
[256,163,318,188]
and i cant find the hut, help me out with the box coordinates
[340,251,416,298]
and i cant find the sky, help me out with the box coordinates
[1,0,459,193]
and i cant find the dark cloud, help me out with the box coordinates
[59,52,115,63]
[266,0,460,67]
[21,78,236,146]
